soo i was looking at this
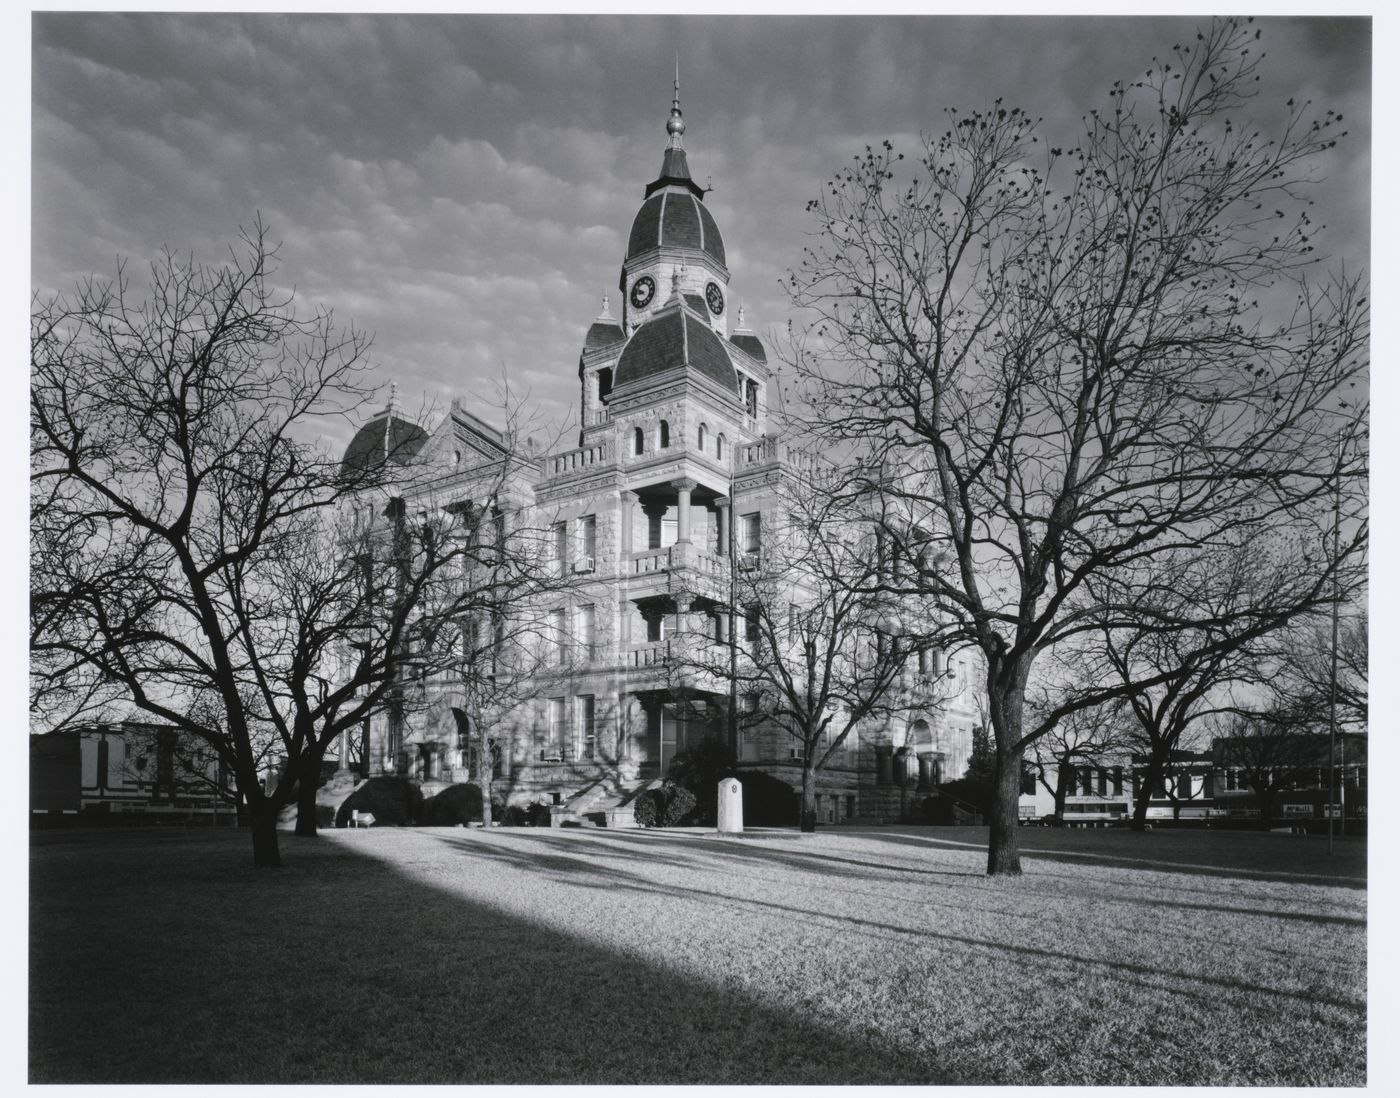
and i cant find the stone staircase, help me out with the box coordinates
[549,776,660,828]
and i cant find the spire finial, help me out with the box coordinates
[666,56,685,146]
[599,292,612,320]
[384,380,398,460]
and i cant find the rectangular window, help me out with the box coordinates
[577,695,596,760]
[787,605,798,644]
[579,514,597,566]
[741,512,761,554]
[1113,766,1124,795]
[745,378,759,418]
[745,605,761,646]
[1081,767,1094,797]
[548,697,566,759]
[550,609,567,666]
[645,614,663,643]
[552,521,568,567]
[577,604,596,662]
[1097,769,1107,797]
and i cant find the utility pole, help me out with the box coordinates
[1327,438,1342,855]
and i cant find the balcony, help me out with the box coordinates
[627,544,729,601]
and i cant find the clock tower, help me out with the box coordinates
[575,70,769,448]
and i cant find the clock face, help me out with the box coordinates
[705,281,725,316]
[630,275,655,309]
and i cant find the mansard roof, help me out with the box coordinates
[613,300,738,394]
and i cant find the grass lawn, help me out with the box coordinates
[29,824,1365,1085]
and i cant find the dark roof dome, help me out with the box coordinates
[626,190,725,267]
[583,319,625,354]
[341,411,428,476]
[625,69,726,268]
[613,304,738,393]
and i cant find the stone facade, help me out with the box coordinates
[338,93,983,825]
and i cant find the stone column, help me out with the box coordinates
[715,496,731,557]
[619,489,637,559]
[672,478,696,544]
[674,594,692,645]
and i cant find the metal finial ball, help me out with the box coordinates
[667,114,685,137]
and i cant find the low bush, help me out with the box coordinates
[632,788,664,828]
[335,777,423,827]
[423,783,484,826]
[662,785,699,826]
[735,770,798,826]
[498,805,528,827]
[525,802,552,827]
[938,779,993,818]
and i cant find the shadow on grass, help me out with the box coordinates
[418,830,1364,1015]
[29,829,940,1085]
[853,826,1368,890]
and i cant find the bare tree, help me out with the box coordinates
[787,19,1367,874]
[1270,607,1368,732]
[1026,703,1132,824]
[1211,707,1326,830]
[677,462,945,832]
[30,225,552,865]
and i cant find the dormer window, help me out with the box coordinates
[597,368,613,401]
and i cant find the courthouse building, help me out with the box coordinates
[336,88,982,825]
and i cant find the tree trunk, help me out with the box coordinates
[1130,758,1163,832]
[249,799,282,867]
[800,758,816,833]
[1053,761,1070,823]
[294,748,323,837]
[1256,788,1275,830]
[987,747,1024,876]
[479,732,494,827]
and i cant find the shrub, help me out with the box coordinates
[632,788,664,828]
[335,777,423,827]
[525,802,552,827]
[662,784,699,826]
[666,738,738,825]
[498,804,528,827]
[735,770,798,826]
[939,778,994,818]
[423,783,484,826]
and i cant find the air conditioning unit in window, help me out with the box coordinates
[740,552,761,571]
[573,557,595,574]
[788,747,802,760]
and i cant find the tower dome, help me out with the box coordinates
[622,67,726,269]
[613,298,738,394]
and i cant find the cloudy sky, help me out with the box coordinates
[32,12,1371,452]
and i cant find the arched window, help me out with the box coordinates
[716,432,726,460]
[698,422,707,450]
[633,427,644,456]
[659,419,670,448]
